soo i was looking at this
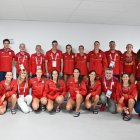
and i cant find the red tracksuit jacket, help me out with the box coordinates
[116,82,137,106]
[17,80,30,97]
[46,49,63,73]
[87,50,108,77]
[43,79,66,100]
[30,53,46,75]
[0,79,17,105]
[15,52,30,74]
[0,48,15,72]
[101,76,118,101]
[75,53,88,76]
[29,77,46,99]
[105,50,122,75]
[84,79,101,97]
[67,77,87,101]
[63,52,75,75]
[120,51,136,76]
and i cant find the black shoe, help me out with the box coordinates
[73,112,80,117]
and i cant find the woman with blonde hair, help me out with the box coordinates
[17,69,32,113]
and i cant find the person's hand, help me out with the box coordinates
[60,72,63,77]
[46,72,50,78]
[86,93,91,100]
[119,96,124,104]
[1,94,5,102]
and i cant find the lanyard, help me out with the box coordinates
[18,83,26,94]
[104,78,114,90]
[51,53,58,61]
[109,53,117,62]
[18,53,26,64]
[36,56,42,65]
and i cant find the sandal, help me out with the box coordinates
[93,108,98,114]
[56,107,61,113]
[73,112,80,117]
[41,105,46,111]
[123,114,132,121]
[11,109,16,115]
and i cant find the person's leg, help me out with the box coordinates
[92,95,99,109]
[55,95,64,111]
[100,92,107,111]
[25,95,32,106]
[8,94,17,114]
[47,99,54,112]
[134,99,140,113]
[66,98,75,111]
[32,98,40,111]
[17,96,30,113]
[40,97,47,111]
[107,98,117,114]
[0,101,7,115]
[75,93,83,113]
[85,98,92,110]
[128,98,135,116]
[117,104,123,113]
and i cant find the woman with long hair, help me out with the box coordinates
[17,69,32,113]
[0,72,17,115]
[116,73,137,121]
[63,44,75,82]
[85,70,101,114]
[30,68,47,112]
[43,70,66,113]
[66,68,87,117]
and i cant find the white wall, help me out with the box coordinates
[0,20,140,54]
[0,20,140,77]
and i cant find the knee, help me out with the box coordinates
[11,94,17,101]
[32,103,39,111]
[117,106,123,113]
[56,96,64,104]
[66,104,72,111]
[41,97,47,105]
[128,99,135,106]
[76,93,83,101]
[95,95,99,101]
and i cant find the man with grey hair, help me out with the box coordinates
[30,45,46,78]
[100,67,118,114]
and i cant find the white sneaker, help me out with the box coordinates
[28,106,32,112]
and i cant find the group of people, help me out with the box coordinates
[0,39,139,121]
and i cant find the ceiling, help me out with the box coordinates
[0,0,140,26]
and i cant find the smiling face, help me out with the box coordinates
[109,41,116,51]
[89,71,96,81]
[3,41,10,49]
[36,69,42,78]
[20,70,27,80]
[79,46,84,54]
[66,45,72,53]
[19,43,26,52]
[52,70,59,80]
[36,45,42,54]
[122,74,130,84]
[5,72,13,81]
[52,42,58,51]
[105,69,113,80]
[94,41,100,50]
[73,69,80,79]
[126,44,133,53]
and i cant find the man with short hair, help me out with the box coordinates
[100,68,118,114]
[0,39,15,81]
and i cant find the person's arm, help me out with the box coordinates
[91,81,101,97]
[5,80,17,98]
